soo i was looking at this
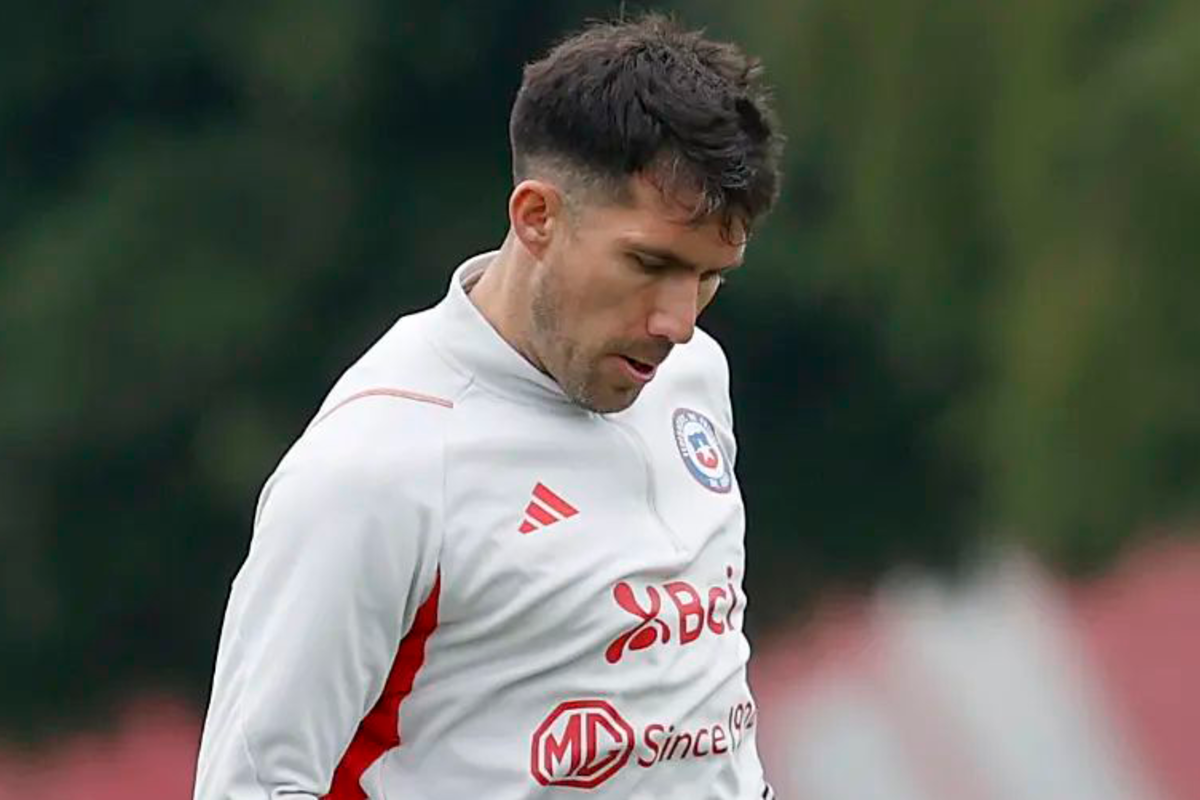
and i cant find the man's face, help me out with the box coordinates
[527,175,746,414]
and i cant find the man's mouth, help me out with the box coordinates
[618,354,659,383]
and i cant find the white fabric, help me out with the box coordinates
[193,252,770,799]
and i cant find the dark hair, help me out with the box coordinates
[509,13,784,238]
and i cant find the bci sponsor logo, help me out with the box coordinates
[605,567,742,664]
[529,698,757,790]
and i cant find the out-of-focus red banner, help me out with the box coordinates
[752,542,1200,800]
[0,697,198,800]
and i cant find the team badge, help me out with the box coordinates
[672,408,732,493]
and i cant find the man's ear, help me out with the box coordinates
[509,179,565,260]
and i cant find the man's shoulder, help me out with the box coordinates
[646,327,735,437]
[271,309,463,500]
[688,327,731,370]
[318,307,471,415]
[661,326,732,394]
[258,386,451,530]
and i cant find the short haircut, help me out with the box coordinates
[509,12,785,239]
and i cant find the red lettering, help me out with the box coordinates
[574,712,625,778]
[611,570,742,660]
[666,731,693,760]
[692,727,710,757]
[706,587,728,634]
[656,726,676,763]
[664,581,704,644]
[637,724,665,768]
[543,714,581,776]
[711,725,729,754]
[635,710,752,770]
[725,566,739,631]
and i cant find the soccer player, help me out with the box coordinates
[193,13,783,799]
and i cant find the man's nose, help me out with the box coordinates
[646,275,699,345]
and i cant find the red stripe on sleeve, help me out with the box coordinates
[532,483,578,518]
[323,572,442,799]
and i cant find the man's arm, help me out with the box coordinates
[192,399,444,799]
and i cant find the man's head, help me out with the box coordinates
[502,13,783,413]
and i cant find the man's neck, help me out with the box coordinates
[466,236,547,375]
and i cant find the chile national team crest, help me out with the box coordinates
[672,408,732,493]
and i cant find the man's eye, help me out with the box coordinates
[632,255,664,272]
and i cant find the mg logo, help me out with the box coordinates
[530,699,635,789]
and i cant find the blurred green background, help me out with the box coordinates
[3,0,1199,741]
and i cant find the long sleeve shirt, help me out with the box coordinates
[192,251,772,799]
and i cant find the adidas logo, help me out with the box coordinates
[519,482,579,534]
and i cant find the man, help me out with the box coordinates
[193,13,783,799]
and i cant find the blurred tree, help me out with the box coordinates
[740,0,1200,569]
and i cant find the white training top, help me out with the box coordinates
[193,252,772,800]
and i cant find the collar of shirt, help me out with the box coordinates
[428,251,578,409]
